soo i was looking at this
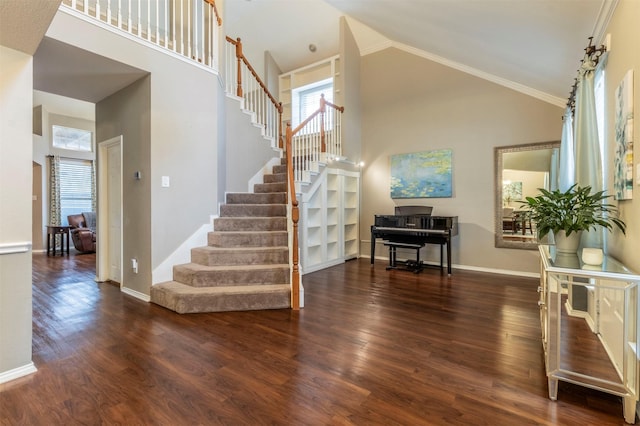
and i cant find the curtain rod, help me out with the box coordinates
[566,37,607,112]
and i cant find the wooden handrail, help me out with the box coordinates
[286,124,300,310]
[225,36,281,109]
[292,94,344,153]
[203,0,222,26]
[225,36,283,145]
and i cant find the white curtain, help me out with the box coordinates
[573,55,603,249]
[558,107,575,192]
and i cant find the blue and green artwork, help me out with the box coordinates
[390,149,452,198]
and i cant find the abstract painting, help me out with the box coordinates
[390,149,452,198]
[614,69,634,200]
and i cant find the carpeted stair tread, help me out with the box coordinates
[191,246,289,266]
[151,281,290,313]
[254,182,287,193]
[173,262,290,287]
[226,192,286,204]
[263,173,287,183]
[219,204,286,217]
[214,217,286,231]
[208,230,288,247]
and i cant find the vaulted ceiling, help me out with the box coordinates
[6,0,614,106]
[226,0,615,107]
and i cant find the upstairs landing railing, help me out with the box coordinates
[61,0,221,68]
[289,94,344,183]
[225,36,283,148]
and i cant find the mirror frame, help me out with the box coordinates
[494,141,560,250]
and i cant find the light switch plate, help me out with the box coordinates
[162,176,170,187]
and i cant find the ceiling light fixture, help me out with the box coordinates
[308,44,317,53]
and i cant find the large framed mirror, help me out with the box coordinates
[495,141,560,249]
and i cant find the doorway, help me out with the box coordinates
[97,136,123,285]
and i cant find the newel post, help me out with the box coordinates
[286,123,300,310]
[235,37,243,97]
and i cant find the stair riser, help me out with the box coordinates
[151,285,290,314]
[272,165,287,174]
[254,183,287,193]
[263,173,287,183]
[191,249,289,266]
[173,267,290,287]
[208,232,288,247]
[220,204,286,217]
[214,217,286,231]
[226,193,286,204]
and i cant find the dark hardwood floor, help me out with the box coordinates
[0,253,629,425]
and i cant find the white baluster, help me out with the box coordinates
[117,0,122,28]
[207,5,212,66]
[106,0,111,24]
[172,0,176,51]
[95,0,100,19]
[155,0,159,45]
[146,0,151,40]
[187,0,191,58]
[137,0,141,36]
[164,0,168,47]
[127,0,132,33]
[193,0,199,61]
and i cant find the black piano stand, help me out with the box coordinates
[384,241,425,273]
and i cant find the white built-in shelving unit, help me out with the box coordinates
[299,168,359,274]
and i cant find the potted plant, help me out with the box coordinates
[520,184,626,253]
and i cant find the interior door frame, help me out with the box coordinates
[97,136,123,284]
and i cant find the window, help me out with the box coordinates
[291,78,333,128]
[59,158,94,226]
[52,125,93,152]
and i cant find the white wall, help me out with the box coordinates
[0,46,36,382]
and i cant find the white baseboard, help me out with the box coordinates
[0,362,37,384]
[121,286,151,302]
[364,255,540,278]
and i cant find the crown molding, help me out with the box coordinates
[592,0,619,46]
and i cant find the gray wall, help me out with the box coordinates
[49,11,220,294]
[0,46,34,379]
[225,96,280,194]
[360,47,563,273]
[97,77,152,294]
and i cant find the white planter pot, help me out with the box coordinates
[554,230,582,253]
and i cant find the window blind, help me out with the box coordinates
[60,158,93,225]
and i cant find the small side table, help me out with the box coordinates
[47,225,71,256]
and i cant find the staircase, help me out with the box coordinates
[151,160,291,313]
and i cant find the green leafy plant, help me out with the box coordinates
[520,184,626,240]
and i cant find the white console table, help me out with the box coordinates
[539,245,640,423]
